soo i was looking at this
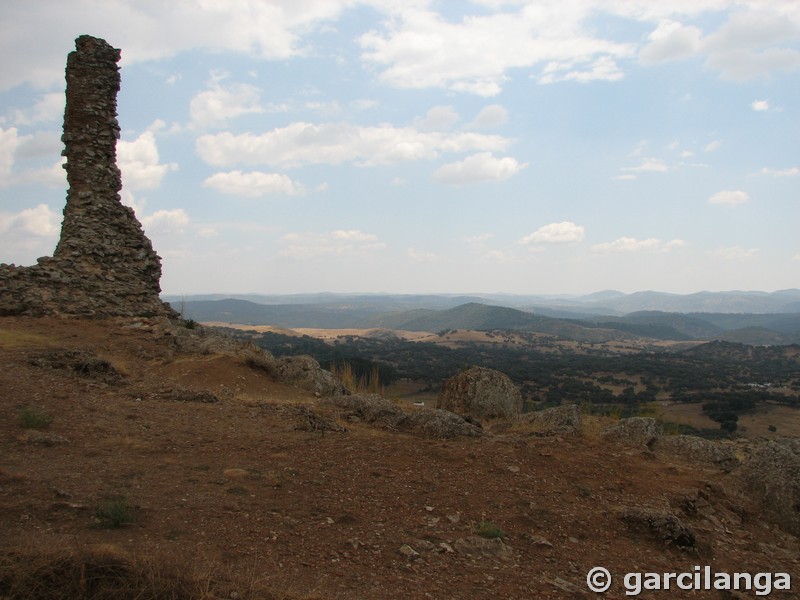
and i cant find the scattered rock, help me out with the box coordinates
[735,439,800,536]
[601,417,662,448]
[437,366,522,420]
[547,577,590,598]
[519,404,581,436]
[277,356,347,397]
[452,536,514,561]
[620,507,696,548]
[167,387,220,403]
[222,468,250,480]
[528,535,553,547]
[399,544,420,560]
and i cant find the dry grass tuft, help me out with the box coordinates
[0,545,217,600]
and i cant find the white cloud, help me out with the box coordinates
[465,233,494,245]
[351,99,379,110]
[196,122,510,168]
[0,203,60,237]
[14,159,66,188]
[704,140,721,152]
[543,55,626,84]
[0,127,20,183]
[414,105,460,131]
[759,166,799,177]
[203,170,306,197]
[521,221,584,245]
[358,5,635,95]
[12,92,64,125]
[712,246,759,260]
[708,190,749,205]
[118,132,177,190]
[591,237,665,253]
[701,11,800,81]
[467,104,508,129]
[407,247,437,262]
[141,208,190,234]
[484,249,517,263]
[623,157,669,173]
[189,80,264,129]
[0,0,361,91]
[751,99,770,111]
[278,229,386,259]
[432,152,526,185]
[640,20,702,65]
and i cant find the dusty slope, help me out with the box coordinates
[1,316,798,599]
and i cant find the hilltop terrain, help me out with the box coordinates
[2,316,799,599]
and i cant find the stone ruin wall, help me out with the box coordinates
[0,35,175,318]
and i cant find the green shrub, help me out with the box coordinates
[474,521,505,539]
[95,495,136,529]
[19,407,53,430]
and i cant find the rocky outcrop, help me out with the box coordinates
[601,417,662,448]
[652,435,740,472]
[437,366,522,420]
[322,394,483,438]
[735,439,800,536]
[0,35,174,318]
[619,507,696,548]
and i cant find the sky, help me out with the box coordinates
[0,0,798,296]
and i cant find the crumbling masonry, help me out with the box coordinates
[0,35,175,318]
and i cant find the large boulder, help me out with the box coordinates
[437,366,522,419]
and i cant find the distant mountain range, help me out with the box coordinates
[167,289,800,316]
[168,289,800,345]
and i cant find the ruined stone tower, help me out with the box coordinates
[0,35,175,318]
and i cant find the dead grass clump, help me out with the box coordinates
[0,545,215,600]
[329,362,382,395]
[579,413,618,441]
[0,329,52,349]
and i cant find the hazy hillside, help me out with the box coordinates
[177,294,800,345]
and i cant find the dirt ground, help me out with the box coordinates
[1,316,798,599]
